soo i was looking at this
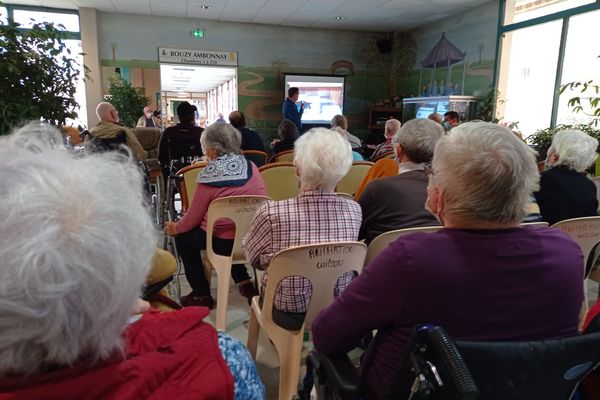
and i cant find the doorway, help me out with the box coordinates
[159,64,237,128]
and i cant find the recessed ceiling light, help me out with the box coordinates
[200,5,213,9]
[335,16,345,21]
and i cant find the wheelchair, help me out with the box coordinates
[306,315,600,400]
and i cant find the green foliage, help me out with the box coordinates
[559,55,600,127]
[526,124,600,163]
[106,74,149,128]
[0,18,87,134]
[477,87,502,122]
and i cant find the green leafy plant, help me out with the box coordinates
[526,124,600,166]
[106,74,150,128]
[559,55,600,127]
[477,87,503,122]
[0,18,88,134]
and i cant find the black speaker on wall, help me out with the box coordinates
[376,38,392,54]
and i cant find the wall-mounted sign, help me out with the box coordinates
[159,47,238,66]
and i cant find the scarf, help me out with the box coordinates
[196,153,252,187]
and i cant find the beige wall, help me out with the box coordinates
[79,8,103,126]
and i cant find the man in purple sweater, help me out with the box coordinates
[312,122,584,400]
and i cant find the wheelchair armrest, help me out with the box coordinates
[307,351,362,400]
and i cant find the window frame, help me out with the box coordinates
[2,4,80,39]
[493,0,600,127]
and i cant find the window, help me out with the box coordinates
[496,0,600,137]
[498,21,563,136]
[13,9,79,32]
[556,8,600,126]
[504,0,596,24]
[0,7,7,25]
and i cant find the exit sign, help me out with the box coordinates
[192,29,204,38]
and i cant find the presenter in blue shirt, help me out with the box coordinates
[282,87,304,134]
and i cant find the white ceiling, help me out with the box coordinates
[5,0,490,31]
[160,64,236,92]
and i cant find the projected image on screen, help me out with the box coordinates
[284,74,345,124]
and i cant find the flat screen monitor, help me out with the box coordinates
[283,74,345,124]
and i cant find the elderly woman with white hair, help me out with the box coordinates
[0,123,263,399]
[165,123,267,308]
[312,122,584,399]
[535,129,598,225]
[243,128,362,329]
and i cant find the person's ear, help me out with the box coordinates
[394,143,403,161]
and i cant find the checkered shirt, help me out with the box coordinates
[243,189,362,313]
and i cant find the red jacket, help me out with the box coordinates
[0,308,233,400]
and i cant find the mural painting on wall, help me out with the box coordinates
[397,32,494,98]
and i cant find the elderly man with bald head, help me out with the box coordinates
[136,106,160,128]
[90,102,147,161]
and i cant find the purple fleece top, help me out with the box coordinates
[312,226,584,399]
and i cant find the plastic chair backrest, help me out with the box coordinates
[366,226,442,265]
[271,149,295,163]
[205,195,271,261]
[243,150,268,168]
[176,162,208,212]
[336,162,373,195]
[552,216,600,276]
[262,242,367,331]
[259,161,299,200]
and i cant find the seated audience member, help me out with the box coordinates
[369,119,401,161]
[358,119,443,244]
[271,119,297,155]
[535,129,598,225]
[312,122,584,400]
[353,158,398,201]
[157,101,204,177]
[331,114,362,151]
[90,101,147,161]
[164,123,267,308]
[243,128,361,330]
[229,110,265,152]
[428,112,442,124]
[443,110,460,131]
[0,123,263,399]
[136,106,160,128]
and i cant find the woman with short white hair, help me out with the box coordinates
[165,123,267,308]
[535,129,598,225]
[313,122,584,399]
[0,123,264,399]
[243,128,362,329]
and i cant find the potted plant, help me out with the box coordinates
[106,74,150,128]
[0,17,88,134]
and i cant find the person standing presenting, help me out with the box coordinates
[282,87,304,134]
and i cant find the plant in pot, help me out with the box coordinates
[106,74,150,128]
[0,17,88,135]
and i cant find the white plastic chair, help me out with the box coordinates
[335,161,373,196]
[246,241,367,400]
[259,162,299,201]
[365,226,442,265]
[552,216,600,325]
[205,195,271,331]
